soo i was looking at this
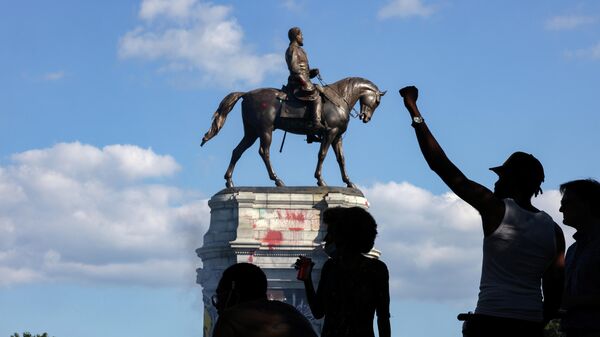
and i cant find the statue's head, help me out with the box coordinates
[288,27,303,45]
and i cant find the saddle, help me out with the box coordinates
[277,85,345,119]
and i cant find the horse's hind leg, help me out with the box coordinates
[224,132,257,188]
[258,131,284,187]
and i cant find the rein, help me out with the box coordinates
[317,74,360,119]
[280,76,367,152]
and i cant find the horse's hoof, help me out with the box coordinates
[317,180,327,187]
[347,182,357,189]
[275,179,285,187]
[226,180,234,188]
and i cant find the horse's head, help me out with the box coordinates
[359,89,386,123]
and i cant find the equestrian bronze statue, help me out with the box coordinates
[201,27,385,188]
[201,77,385,188]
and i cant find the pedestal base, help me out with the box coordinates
[196,186,372,336]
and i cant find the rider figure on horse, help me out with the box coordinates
[285,27,326,142]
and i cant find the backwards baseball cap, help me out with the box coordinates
[490,151,545,185]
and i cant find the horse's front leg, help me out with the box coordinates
[259,131,284,187]
[332,136,356,189]
[314,130,336,187]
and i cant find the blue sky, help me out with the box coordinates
[1,0,599,336]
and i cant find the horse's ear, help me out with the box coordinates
[379,90,387,96]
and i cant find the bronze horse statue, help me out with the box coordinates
[201,77,385,188]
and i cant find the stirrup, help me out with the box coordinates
[306,134,322,144]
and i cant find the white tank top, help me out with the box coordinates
[475,198,557,322]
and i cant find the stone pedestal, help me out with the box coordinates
[196,187,371,336]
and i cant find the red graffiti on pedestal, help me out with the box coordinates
[262,230,283,250]
[276,210,306,223]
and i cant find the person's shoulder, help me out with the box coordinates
[266,301,318,336]
[237,299,300,314]
[216,300,317,337]
[265,299,298,310]
[375,258,389,271]
[221,300,298,318]
[267,300,309,316]
[551,221,564,234]
[363,257,389,273]
[218,300,260,316]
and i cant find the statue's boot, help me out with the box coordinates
[305,95,328,143]
[307,96,326,130]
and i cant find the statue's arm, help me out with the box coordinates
[399,86,505,236]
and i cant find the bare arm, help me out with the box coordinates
[304,277,324,319]
[376,263,391,337]
[399,86,505,235]
[378,317,391,337]
[543,224,566,323]
[296,257,325,318]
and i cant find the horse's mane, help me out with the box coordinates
[327,77,379,100]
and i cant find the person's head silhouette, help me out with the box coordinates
[213,263,319,337]
[490,151,545,200]
[323,206,377,256]
[559,178,600,230]
[213,263,267,315]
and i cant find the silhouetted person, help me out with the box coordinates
[559,179,600,337]
[212,263,317,337]
[296,207,391,337]
[399,86,565,337]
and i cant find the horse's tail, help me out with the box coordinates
[201,92,246,146]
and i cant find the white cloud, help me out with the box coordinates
[42,71,65,81]
[565,41,600,60]
[1,147,572,303]
[363,182,481,301]
[545,15,597,31]
[139,0,197,20]
[0,143,209,287]
[363,181,570,302]
[378,0,437,20]
[12,142,180,182]
[281,0,304,12]
[118,0,283,88]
